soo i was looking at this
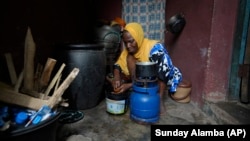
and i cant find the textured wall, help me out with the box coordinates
[165,0,238,107]
[0,0,239,108]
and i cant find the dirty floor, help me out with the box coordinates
[56,95,217,141]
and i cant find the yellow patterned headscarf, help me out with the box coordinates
[115,22,159,76]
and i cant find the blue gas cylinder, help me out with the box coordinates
[130,82,160,124]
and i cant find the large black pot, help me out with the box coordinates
[54,43,106,110]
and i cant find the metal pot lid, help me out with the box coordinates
[136,62,156,66]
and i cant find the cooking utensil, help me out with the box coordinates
[166,13,186,34]
[136,62,157,78]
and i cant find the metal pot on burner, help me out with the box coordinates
[136,62,157,79]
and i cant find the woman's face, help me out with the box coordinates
[122,30,139,54]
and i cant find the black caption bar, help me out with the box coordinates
[151,125,250,141]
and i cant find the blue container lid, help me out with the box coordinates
[15,112,28,124]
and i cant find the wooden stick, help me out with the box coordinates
[33,63,43,91]
[0,81,13,89]
[20,88,43,98]
[4,53,17,85]
[14,70,24,92]
[39,58,57,92]
[44,63,66,98]
[54,74,62,92]
[0,87,49,110]
[48,68,79,108]
[23,27,36,93]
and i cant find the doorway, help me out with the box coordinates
[229,0,250,102]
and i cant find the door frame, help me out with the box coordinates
[229,0,250,100]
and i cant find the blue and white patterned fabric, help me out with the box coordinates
[122,0,166,43]
[149,43,182,93]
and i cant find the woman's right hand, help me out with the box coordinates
[112,79,121,89]
[112,69,122,89]
[112,79,122,94]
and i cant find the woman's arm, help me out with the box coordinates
[149,43,182,93]
[112,68,133,93]
[113,65,122,89]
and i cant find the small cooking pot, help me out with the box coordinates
[166,13,186,34]
[136,62,157,78]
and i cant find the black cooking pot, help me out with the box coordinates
[136,62,157,78]
[166,13,186,34]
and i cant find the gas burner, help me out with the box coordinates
[129,61,160,124]
[135,77,157,82]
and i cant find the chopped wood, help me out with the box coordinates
[33,63,43,91]
[20,88,43,98]
[0,81,13,89]
[23,27,36,94]
[0,67,79,110]
[48,68,79,108]
[0,87,49,110]
[44,63,66,98]
[14,70,24,92]
[4,53,17,85]
[54,74,62,93]
[39,58,57,92]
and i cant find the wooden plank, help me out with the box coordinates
[48,68,79,108]
[39,58,57,92]
[0,87,49,110]
[14,70,24,92]
[44,63,66,97]
[0,68,79,110]
[23,27,36,93]
[0,81,13,89]
[4,53,17,85]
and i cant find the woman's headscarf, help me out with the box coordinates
[110,17,126,28]
[115,22,159,76]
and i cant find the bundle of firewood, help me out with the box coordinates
[0,27,79,110]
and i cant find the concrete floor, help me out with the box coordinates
[3,91,248,141]
[56,95,217,141]
[204,100,250,125]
